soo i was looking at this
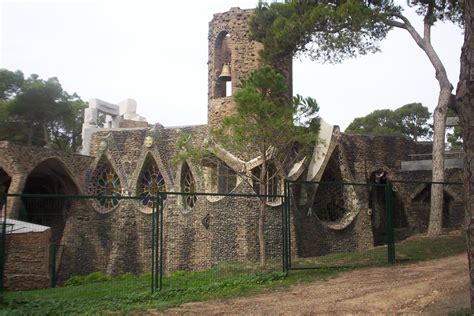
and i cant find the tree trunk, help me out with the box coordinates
[392,14,453,237]
[258,157,267,267]
[427,89,450,236]
[456,0,474,310]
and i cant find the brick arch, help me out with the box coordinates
[21,157,80,243]
[23,157,79,195]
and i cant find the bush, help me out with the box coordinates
[64,271,111,286]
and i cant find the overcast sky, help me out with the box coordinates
[0,0,464,130]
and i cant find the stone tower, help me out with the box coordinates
[208,7,261,129]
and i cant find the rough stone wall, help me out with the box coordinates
[293,142,374,257]
[339,134,463,234]
[4,230,51,290]
[74,123,282,278]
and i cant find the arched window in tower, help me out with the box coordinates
[181,162,197,208]
[214,32,232,98]
[137,155,166,208]
[90,155,122,209]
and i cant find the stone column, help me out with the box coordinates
[5,175,26,218]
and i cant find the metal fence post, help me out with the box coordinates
[0,191,6,303]
[282,182,288,275]
[158,192,164,291]
[286,180,291,270]
[384,180,396,264]
[151,197,155,293]
[49,243,57,288]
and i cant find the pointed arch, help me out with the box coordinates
[213,31,232,98]
[412,184,454,229]
[180,161,197,209]
[89,155,122,212]
[311,146,346,222]
[136,153,165,208]
[22,157,79,243]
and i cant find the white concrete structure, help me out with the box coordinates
[81,98,147,155]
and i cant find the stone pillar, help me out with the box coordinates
[6,175,25,218]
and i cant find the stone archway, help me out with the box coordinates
[20,158,78,243]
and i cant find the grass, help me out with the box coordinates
[0,233,467,315]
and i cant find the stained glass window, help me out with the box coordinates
[181,162,197,208]
[138,157,165,208]
[91,156,122,209]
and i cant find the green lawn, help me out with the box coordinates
[0,233,467,315]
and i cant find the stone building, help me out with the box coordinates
[0,7,464,290]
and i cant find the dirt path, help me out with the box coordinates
[163,254,470,315]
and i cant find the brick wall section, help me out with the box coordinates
[4,230,51,290]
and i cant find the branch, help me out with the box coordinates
[423,0,435,43]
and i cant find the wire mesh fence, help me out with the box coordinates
[0,191,285,300]
[1,194,154,301]
[389,180,465,261]
[153,191,285,292]
[0,179,466,305]
[285,179,465,270]
[285,180,394,270]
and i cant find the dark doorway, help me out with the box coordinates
[20,159,78,243]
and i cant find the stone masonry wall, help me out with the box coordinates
[4,230,51,290]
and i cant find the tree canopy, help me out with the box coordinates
[345,102,432,141]
[250,0,463,236]
[0,69,86,152]
[250,0,463,63]
[214,65,320,163]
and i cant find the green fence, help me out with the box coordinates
[283,180,395,271]
[0,190,285,300]
[151,191,285,292]
[388,180,464,249]
[0,180,465,304]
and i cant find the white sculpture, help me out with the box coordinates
[81,98,147,155]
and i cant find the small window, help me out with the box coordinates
[181,162,197,208]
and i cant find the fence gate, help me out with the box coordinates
[282,180,395,272]
[150,190,285,292]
